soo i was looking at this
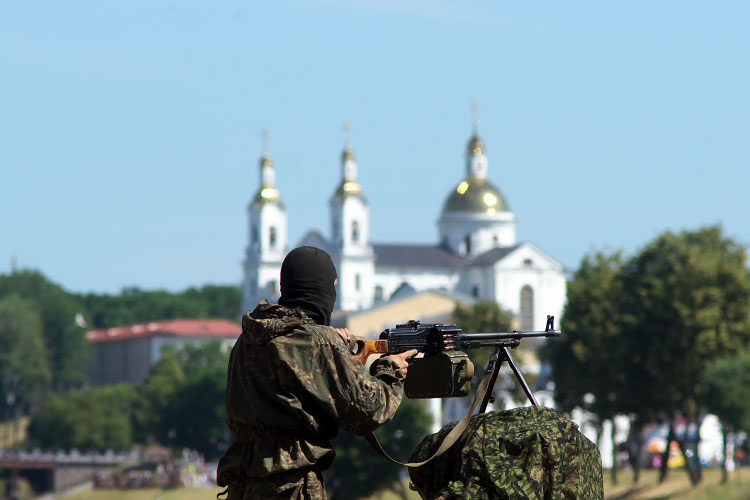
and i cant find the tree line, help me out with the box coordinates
[0,271,242,420]
[543,224,750,485]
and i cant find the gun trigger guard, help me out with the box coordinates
[347,335,361,355]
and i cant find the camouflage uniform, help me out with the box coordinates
[408,406,604,500]
[217,301,405,499]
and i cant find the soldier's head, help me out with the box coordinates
[278,246,337,326]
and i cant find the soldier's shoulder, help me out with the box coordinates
[243,302,317,344]
[296,323,339,346]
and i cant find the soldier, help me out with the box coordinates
[217,246,416,499]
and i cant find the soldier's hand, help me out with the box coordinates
[332,327,351,344]
[384,349,418,377]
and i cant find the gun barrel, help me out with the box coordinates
[454,329,561,342]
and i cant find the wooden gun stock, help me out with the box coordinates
[352,338,389,364]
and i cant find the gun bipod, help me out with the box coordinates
[478,344,538,413]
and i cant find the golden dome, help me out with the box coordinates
[467,133,484,156]
[332,180,366,202]
[441,178,509,215]
[252,186,282,207]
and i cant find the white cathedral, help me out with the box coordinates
[241,120,566,333]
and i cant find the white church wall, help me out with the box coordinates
[496,243,562,273]
[335,257,375,311]
[343,198,370,252]
[438,211,515,257]
[242,264,282,312]
[490,245,566,331]
[256,204,287,258]
[373,268,459,302]
[243,200,287,314]
[331,196,370,253]
[455,265,496,301]
[494,269,565,331]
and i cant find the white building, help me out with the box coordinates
[242,118,567,332]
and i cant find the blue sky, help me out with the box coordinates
[2,1,749,294]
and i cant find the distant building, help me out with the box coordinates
[86,319,241,385]
[242,110,567,331]
[331,288,477,336]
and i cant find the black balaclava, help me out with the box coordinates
[278,246,337,326]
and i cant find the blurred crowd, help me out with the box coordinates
[94,448,215,489]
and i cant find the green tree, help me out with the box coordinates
[325,398,433,500]
[542,251,628,483]
[137,341,231,458]
[27,383,136,451]
[0,294,51,417]
[162,342,232,458]
[0,270,89,391]
[453,300,514,367]
[185,285,243,319]
[698,353,750,483]
[78,284,242,329]
[617,225,750,484]
[454,301,532,407]
[453,301,514,334]
[132,348,186,443]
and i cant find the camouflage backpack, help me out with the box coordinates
[408,406,603,500]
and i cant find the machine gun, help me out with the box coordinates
[353,315,560,402]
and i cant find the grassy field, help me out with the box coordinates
[61,487,225,500]
[59,467,750,500]
[603,467,750,500]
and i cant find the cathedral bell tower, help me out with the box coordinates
[242,130,288,313]
[328,122,375,311]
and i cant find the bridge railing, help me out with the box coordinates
[0,448,138,465]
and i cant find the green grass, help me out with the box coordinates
[62,487,225,500]
[58,467,750,500]
[603,467,750,500]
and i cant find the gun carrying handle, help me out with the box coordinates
[351,339,389,364]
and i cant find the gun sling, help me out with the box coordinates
[363,367,496,467]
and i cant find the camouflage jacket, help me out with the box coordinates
[217,301,405,487]
[408,406,603,500]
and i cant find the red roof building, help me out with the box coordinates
[87,319,241,386]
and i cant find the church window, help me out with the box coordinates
[471,285,479,298]
[493,235,499,246]
[355,273,360,291]
[464,235,472,256]
[520,286,534,330]
[374,286,383,301]
[252,225,258,244]
[523,258,533,268]
[352,221,360,243]
[269,227,277,249]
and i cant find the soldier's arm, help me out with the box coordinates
[325,337,408,435]
[275,326,410,436]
